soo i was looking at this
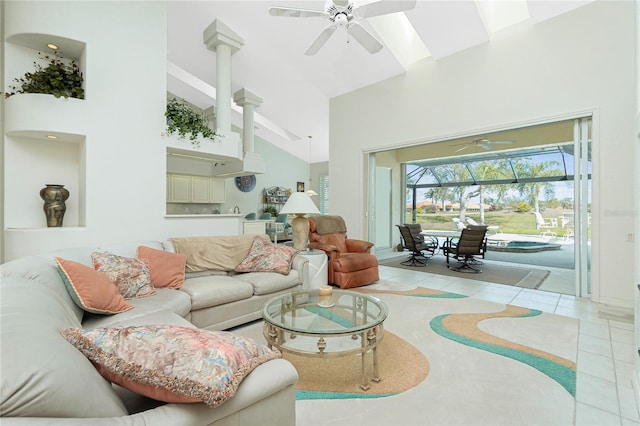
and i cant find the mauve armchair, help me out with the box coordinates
[308,215,379,289]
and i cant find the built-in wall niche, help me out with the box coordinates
[4,134,86,229]
[5,33,86,98]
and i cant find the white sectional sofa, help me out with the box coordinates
[0,235,309,425]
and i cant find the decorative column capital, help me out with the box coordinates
[203,19,244,54]
[233,88,263,108]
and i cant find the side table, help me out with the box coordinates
[297,249,328,289]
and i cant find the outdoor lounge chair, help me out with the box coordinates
[533,211,557,237]
[442,225,488,273]
[452,218,466,230]
[465,217,502,234]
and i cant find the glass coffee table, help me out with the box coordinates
[262,289,388,390]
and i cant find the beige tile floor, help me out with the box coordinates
[374,249,639,426]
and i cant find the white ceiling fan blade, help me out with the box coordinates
[269,7,327,18]
[347,21,383,54]
[305,25,337,55]
[479,144,493,151]
[356,0,417,18]
[455,145,471,153]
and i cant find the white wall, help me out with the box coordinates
[1,1,310,261]
[329,0,636,308]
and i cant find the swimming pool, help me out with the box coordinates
[487,241,562,253]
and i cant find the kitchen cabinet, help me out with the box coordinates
[209,178,226,203]
[167,175,226,203]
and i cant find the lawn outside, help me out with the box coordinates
[407,207,577,238]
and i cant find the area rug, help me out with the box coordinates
[234,284,578,424]
[297,284,577,425]
[286,331,429,399]
[378,254,550,288]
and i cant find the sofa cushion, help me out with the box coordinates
[169,235,263,272]
[61,325,281,408]
[0,277,128,418]
[91,252,157,299]
[54,257,133,314]
[82,288,192,329]
[137,245,187,289]
[180,276,254,310]
[235,236,298,275]
[233,270,301,296]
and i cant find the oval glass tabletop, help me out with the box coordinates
[262,289,388,336]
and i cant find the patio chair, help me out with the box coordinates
[244,213,256,220]
[396,225,438,267]
[259,212,273,220]
[532,211,557,237]
[442,225,488,273]
[465,217,502,234]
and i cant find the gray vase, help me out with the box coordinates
[40,184,69,227]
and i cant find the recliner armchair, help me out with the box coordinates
[308,215,379,289]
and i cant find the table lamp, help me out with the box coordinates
[279,192,320,250]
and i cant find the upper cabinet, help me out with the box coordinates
[167,174,226,204]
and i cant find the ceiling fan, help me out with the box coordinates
[453,137,515,153]
[269,0,417,55]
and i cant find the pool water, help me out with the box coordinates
[488,241,562,253]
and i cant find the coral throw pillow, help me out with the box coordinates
[61,325,281,407]
[91,252,156,299]
[137,246,186,289]
[235,236,298,275]
[54,257,133,314]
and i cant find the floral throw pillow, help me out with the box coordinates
[91,252,156,299]
[61,325,281,408]
[235,236,298,275]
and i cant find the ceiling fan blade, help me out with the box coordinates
[487,140,515,145]
[305,25,337,55]
[356,0,417,18]
[479,144,493,151]
[269,7,327,18]
[455,145,471,153]
[347,21,383,54]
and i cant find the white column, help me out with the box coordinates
[233,88,263,155]
[203,20,244,135]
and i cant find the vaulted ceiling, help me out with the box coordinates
[166,0,596,164]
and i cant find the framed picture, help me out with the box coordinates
[297,182,305,192]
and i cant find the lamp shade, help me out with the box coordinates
[280,192,320,215]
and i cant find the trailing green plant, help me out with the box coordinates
[165,98,218,147]
[5,52,84,99]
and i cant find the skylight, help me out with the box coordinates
[368,12,431,69]
[368,0,531,70]
[474,0,529,35]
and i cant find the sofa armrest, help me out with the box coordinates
[291,254,310,290]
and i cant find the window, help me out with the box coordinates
[319,174,329,214]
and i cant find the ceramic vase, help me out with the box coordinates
[40,184,69,227]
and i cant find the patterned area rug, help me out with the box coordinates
[235,283,578,425]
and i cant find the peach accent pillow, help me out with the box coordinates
[54,257,133,314]
[137,246,186,289]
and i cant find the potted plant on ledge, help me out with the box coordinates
[4,51,84,99]
[164,97,219,147]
